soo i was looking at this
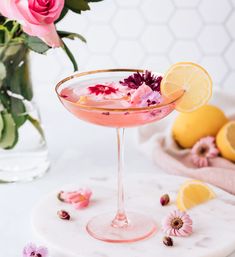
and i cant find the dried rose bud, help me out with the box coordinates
[57,210,70,220]
[57,191,65,202]
[163,236,173,246]
[160,194,170,206]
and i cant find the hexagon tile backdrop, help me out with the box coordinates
[32,0,235,92]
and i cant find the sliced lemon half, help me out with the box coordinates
[216,121,235,162]
[176,179,216,211]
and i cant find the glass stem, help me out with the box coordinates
[112,128,128,228]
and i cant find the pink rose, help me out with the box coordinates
[0,0,64,47]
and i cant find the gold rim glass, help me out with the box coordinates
[55,68,183,112]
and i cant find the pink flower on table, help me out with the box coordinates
[23,243,48,257]
[0,0,64,47]
[59,189,92,209]
[191,136,219,168]
[162,209,193,237]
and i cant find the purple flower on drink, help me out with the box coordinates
[120,71,162,92]
[144,70,162,92]
[120,72,143,89]
[23,243,48,257]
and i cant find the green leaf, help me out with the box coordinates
[56,7,69,23]
[25,35,50,54]
[20,60,33,101]
[3,20,14,34]
[0,90,10,111]
[0,112,4,140]
[65,0,90,13]
[0,61,6,81]
[10,96,26,128]
[0,30,5,44]
[0,25,10,43]
[3,43,26,68]
[62,40,78,71]
[0,16,6,25]
[27,115,45,140]
[1,60,27,127]
[0,111,18,149]
[58,30,86,43]
[3,47,33,100]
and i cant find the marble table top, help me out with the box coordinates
[32,173,235,257]
[1,102,235,257]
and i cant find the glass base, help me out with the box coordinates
[0,151,50,183]
[86,212,157,243]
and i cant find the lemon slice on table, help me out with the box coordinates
[216,121,235,162]
[176,180,215,211]
[161,62,212,112]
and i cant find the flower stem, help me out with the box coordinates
[27,115,45,140]
[0,22,21,60]
[61,40,78,71]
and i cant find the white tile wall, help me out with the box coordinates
[31,0,235,92]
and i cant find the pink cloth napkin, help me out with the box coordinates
[138,90,235,195]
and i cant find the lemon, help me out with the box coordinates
[216,121,235,162]
[161,62,212,112]
[176,180,216,211]
[172,105,228,148]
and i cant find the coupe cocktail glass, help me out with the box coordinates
[55,69,182,243]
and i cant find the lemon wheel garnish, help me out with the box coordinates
[161,62,212,112]
[176,180,215,211]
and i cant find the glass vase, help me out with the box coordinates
[0,42,50,182]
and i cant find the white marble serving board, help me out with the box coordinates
[31,173,235,257]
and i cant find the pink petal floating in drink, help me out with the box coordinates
[60,87,80,102]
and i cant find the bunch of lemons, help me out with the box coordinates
[160,62,233,211]
[172,104,235,162]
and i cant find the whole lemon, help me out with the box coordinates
[172,105,228,148]
[216,121,235,162]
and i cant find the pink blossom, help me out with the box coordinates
[23,243,48,257]
[74,83,130,101]
[191,136,219,168]
[140,90,162,107]
[0,0,64,47]
[60,189,92,209]
[130,83,162,107]
[130,83,152,105]
[162,209,193,237]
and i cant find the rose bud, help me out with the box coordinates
[57,210,70,220]
[163,236,173,246]
[160,194,170,206]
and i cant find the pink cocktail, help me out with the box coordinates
[55,69,182,243]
